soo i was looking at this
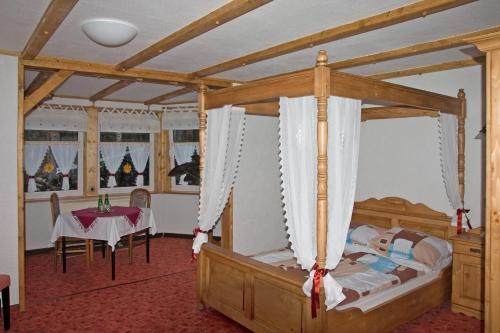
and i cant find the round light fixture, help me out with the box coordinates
[81,18,138,47]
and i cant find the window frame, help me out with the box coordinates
[98,133,155,195]
[24,132,85,199]
[168,130,200,192]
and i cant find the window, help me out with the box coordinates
[169,129,199,191]
[99,132,154,193]
[24,130,83,198]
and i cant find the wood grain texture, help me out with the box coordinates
[220,193,234,251]
[198,197,454,332]
[144,86,195,105]
[23,56,233,88]
[368,57,484,80]
[361,106,439,121]
[458,90,466,203]
[25,71,53,96]
[116,0,272,70]
[192,0,476,77]
[23,70,73,115]
[17,61,26,312]
[84,107,98,197]
[466,30,500,333]
[89,80,133,101]
[21,0,79,60]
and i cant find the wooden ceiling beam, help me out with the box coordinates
[89,80,134,101]
[21,0,79,60]
[116,0,272,71]
[25,71,54,96]
[192,0,476,77]
[24,70,74,115]
[22,56,234,88]
[368,57,485,80]
[329,25,500,70]
[361,106,439,121]
[144,86,196,105]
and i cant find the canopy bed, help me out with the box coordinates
[193,51,466,333]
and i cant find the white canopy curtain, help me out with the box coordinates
[24,143,49,193]
[128,144,150,186]
[192,105,246,254]
[438,113,463,225]
[50,143,79,191]
[279,95,361,311]
[172,142,199,185]
[100,143,128,188]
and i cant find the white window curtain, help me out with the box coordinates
[163,111,199,130]
[438,113,462,221]
[192,106,246,254]
[24,143,49,193]
[279,95,361,311]
[100,143,128,188]
[128,144,150,186]
[50,143,79,191]
[172,142,199,185]
[99,111,160,133]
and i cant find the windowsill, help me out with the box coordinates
[25,190,199,203]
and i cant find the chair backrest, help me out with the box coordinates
[130,188,151,208]
[49,192,60,226]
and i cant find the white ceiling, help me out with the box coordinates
[2,0,500,105]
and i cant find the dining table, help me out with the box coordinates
[50,205,157,280]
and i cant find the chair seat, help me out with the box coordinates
[0,274,10,290]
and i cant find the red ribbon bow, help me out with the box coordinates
[190,228,208,262]
[456,208,471,234]
[311,263,329,319]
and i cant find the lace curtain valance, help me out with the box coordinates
[162,111,199,130]
[25,107,87,132]
[99,109,160,133]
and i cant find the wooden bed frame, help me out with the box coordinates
[196,50,465,332]
[198,197,455,333]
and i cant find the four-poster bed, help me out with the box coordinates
[194,51,466,332]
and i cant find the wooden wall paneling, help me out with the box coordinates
[22,56,233,88]
[116,0,272,71]
[368,57,485,80]
[466,30,500,333]
[21,0,79,60]
[84,106,99,197]
[144,86,195,105]
[314,50,330,269]
[192,0,475,77]
[89,80,133,102]
[361,106,439,121]
[17,61,26,312]
[23,70,74,115]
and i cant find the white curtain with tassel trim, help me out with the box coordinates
[192,105,245,254]
[279,95,361,311]
[128,144,150,186]
[100,143,128,188]
[50,143,79,191]
[24,143,49,193]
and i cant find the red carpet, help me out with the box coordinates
[7,237,481,332]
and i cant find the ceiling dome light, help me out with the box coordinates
[81,18,138,47]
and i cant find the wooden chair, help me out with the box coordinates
[127,188,151,264]
[0,274,10,331]
[50,193,92,270]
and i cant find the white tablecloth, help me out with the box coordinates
[50,208,157,251]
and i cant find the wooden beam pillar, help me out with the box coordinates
[23,70,73,115]
[84,106,99,197]
[466,31,500,333]
[17,61,26,312]
[154,112,170,192]
[314,51,330,269]
[457,89,466,203]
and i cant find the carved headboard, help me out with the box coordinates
[352,197,455,240]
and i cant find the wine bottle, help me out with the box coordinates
[98,195,103,212]
[104,193,111,212]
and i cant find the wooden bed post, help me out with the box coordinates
[457,89,466,204]
[314,51,331,269]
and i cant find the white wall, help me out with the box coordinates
[25,193,199,250]
[0,55,19,304]
[233,116,288,255]
[356,66,484,227]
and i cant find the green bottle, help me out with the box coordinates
[98,195,103,212]
[104,194,111,212]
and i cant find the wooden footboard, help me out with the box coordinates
[198,242,451,333]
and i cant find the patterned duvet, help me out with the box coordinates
[251,248,425,307]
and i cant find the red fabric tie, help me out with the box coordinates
[28,176,35,179]
[191,228,208,262]
[311,263,328,319]
[456,208,471,234]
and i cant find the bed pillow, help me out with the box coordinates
[346,223,388,246]
[368,227,452,268]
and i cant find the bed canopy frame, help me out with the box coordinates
[195,50,465,332]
